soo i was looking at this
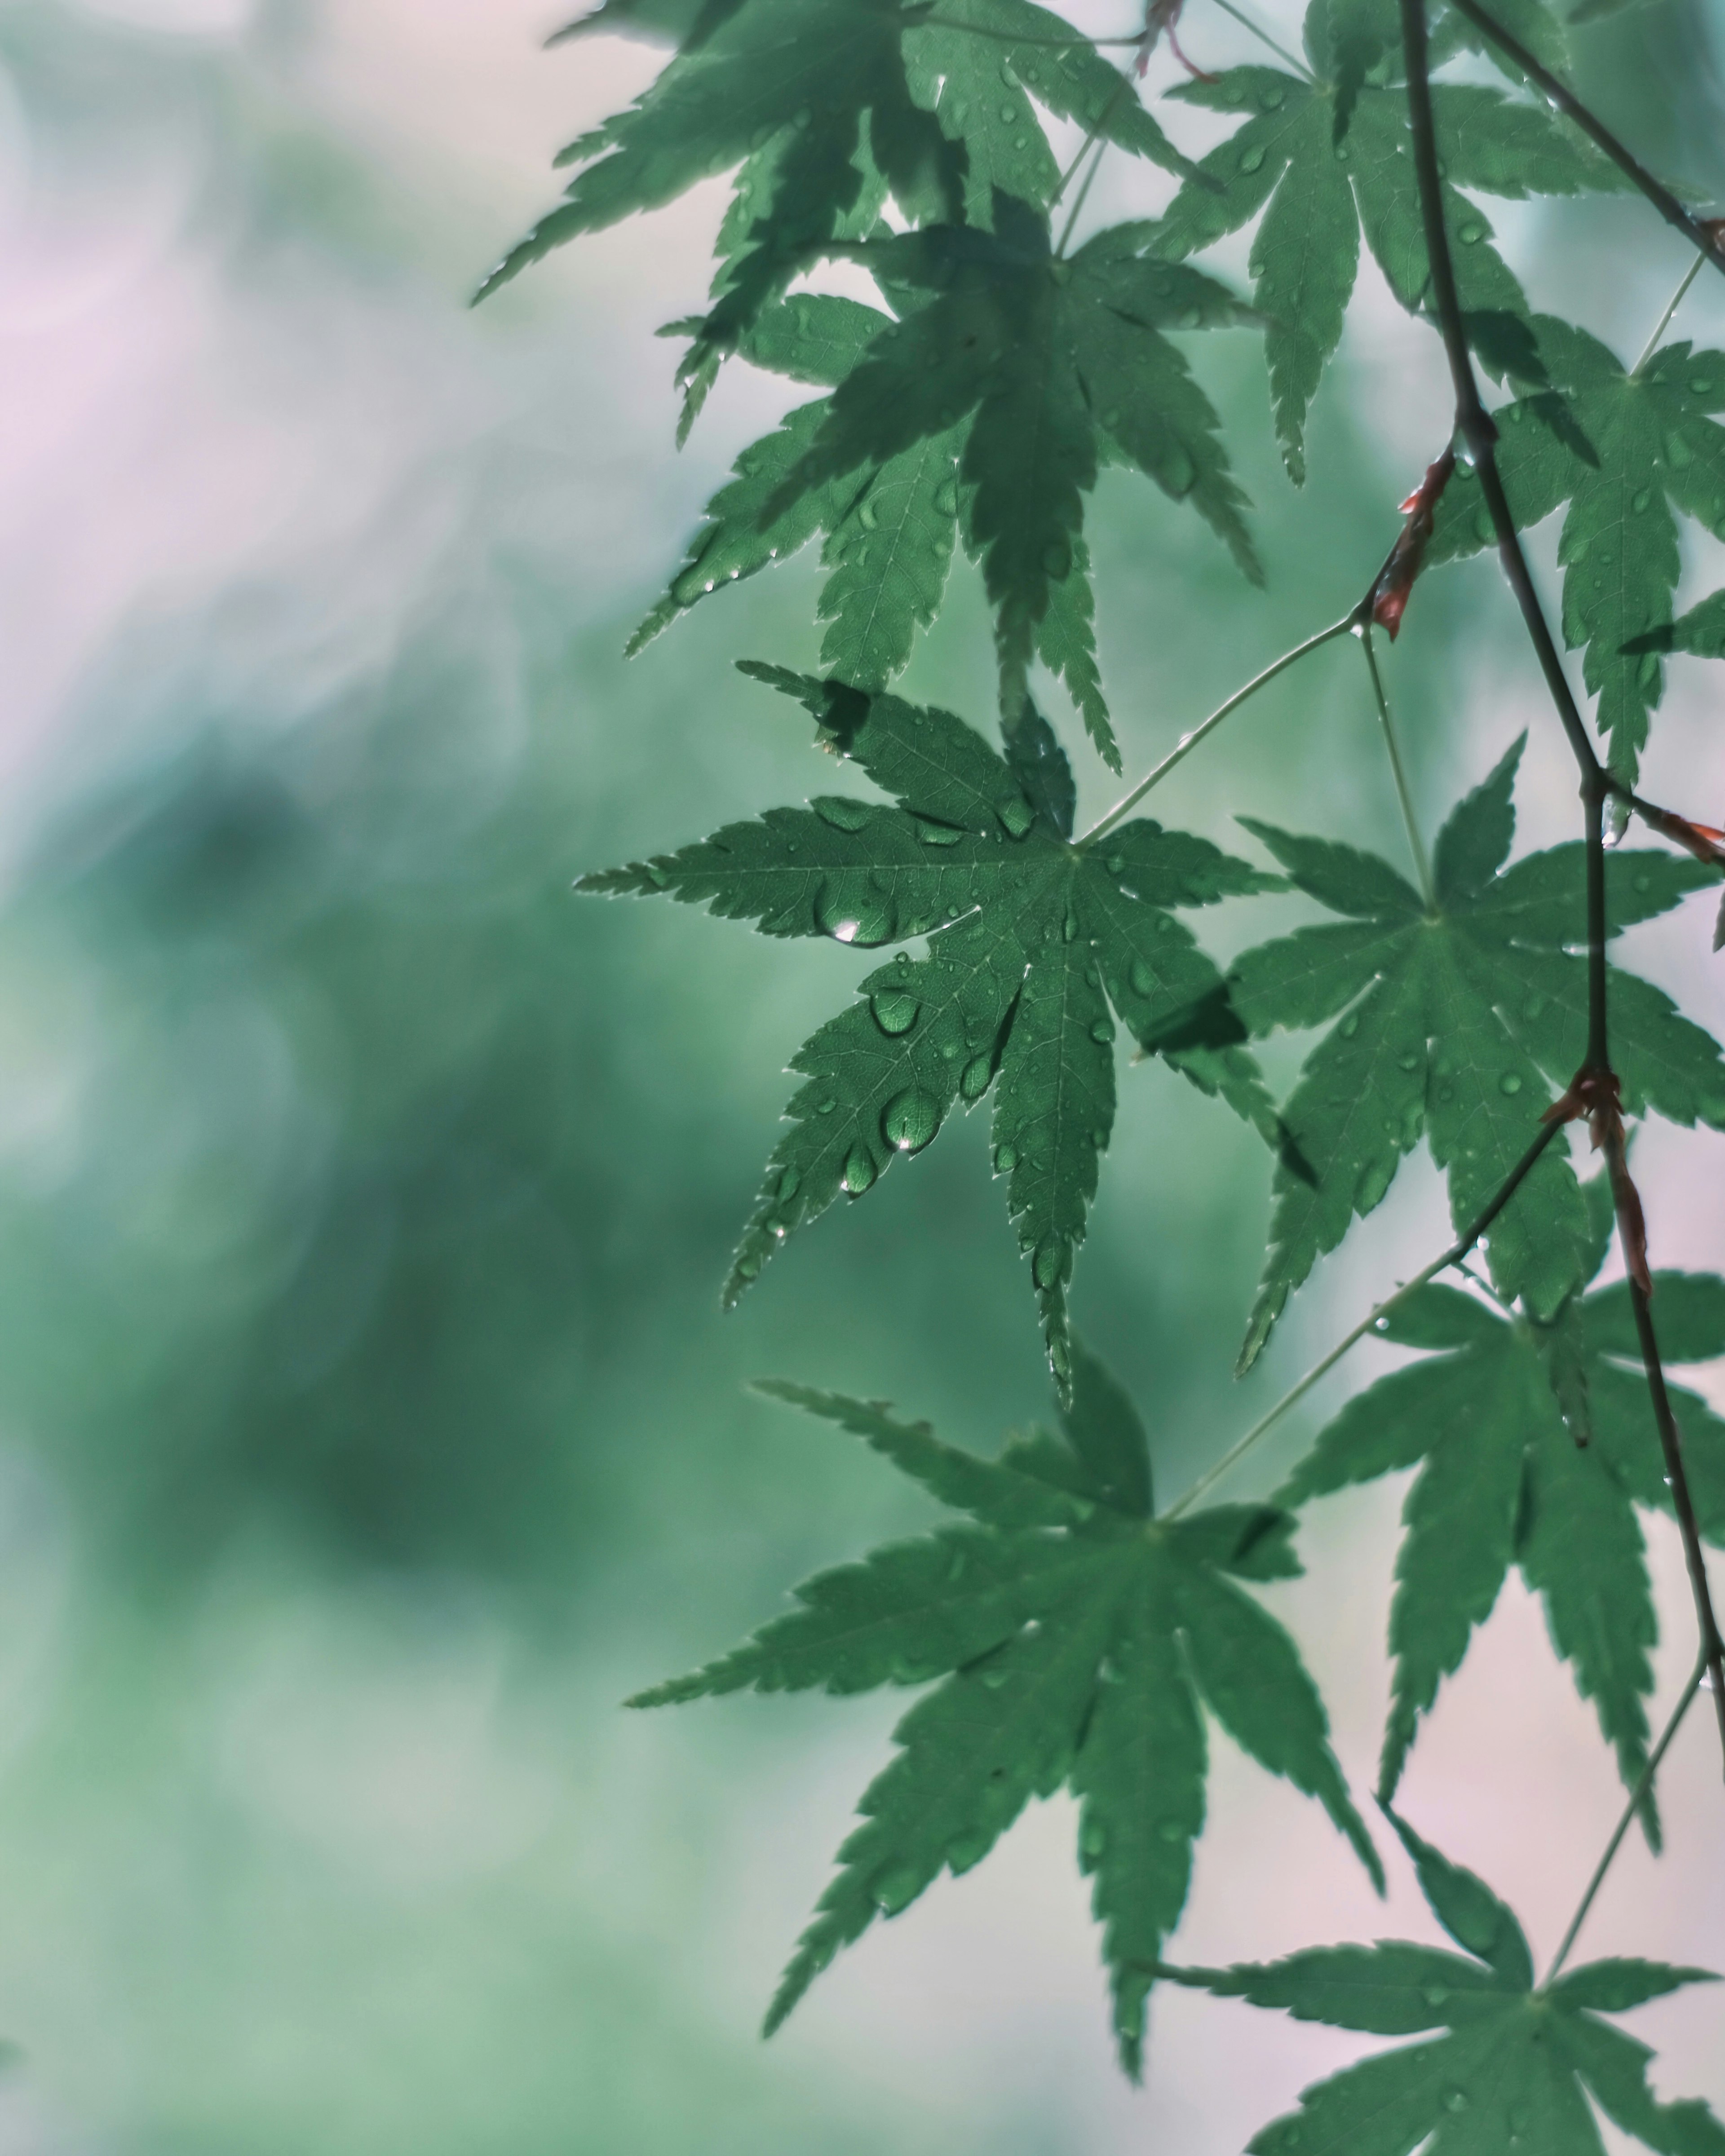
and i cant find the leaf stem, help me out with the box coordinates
[1202,0,1314,78]
[1632,252,1707,379]
[1048,66,1134,217]
[1544,1649,1709,1986]
[1163,1118,1563,1518]
[1400,0,1725,1779]
[1443,0,1725,284]
[1077,616,1353,846]
[1056,137,1110,256]
[1358,625,1434,909]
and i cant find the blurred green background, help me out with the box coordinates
[0,0,1719,2146]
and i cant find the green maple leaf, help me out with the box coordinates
[1228,736,1722,1372]
[749,202,1259,760]
[628,210,1255,762]
[632,1344,1384,2072]
[1153,9,1628,483]
[1429,318,1725,779]
[624,292,961,696]
[1639,584,1725,659]
[579,667,1280,1382]
[1279,1202,1725,1809]
[475,0,1190,389]
[1170,1811,1725,2156]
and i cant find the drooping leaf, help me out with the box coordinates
[633,1354,1382,2073]
[1429,318,1725,778]
[627,211,1259,762]
[1169,1823,1723,2156]
[739,205,1260,756]
[1154,36,1628,481]
[1228,736,1721,1370]
[580,665,1283,1380]
[477,0,1192,386]
[1279,1222,1725,1807]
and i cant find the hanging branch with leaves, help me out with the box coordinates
[481,0,1725,2133]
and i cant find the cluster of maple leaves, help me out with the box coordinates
[485,0,1725,2136]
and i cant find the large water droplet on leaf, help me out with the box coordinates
[883,1088,939,1152]
[814,795,871,832]
[871,987,920,1035]
[843,1144,877,1195]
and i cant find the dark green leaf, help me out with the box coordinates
[584,670,1278,1379]
[1231,751,1720,1370]
[1181,1825,1722,2156]
[637,1360,1378,2072]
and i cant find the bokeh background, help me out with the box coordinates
[0,0,1720,2145]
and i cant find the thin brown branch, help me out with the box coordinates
[1444,0,1725,282]
[1400,0,1725,1781]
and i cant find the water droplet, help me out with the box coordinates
[1396,1050,1420,1072]
[1239,144,1265,173]
[1458,221,1485,245]
[1129,959,1155,997]
[1422,1985,1449,2007]
[1339,1011,1362,1039]
[933,477,959,516]
[979,1663,1010,1689]
[1156,1818,1186,1844]
[1032,1237,1066,1291]
[1089,1019,1112,1043]
[1693,375,1715,396]
[858,498,879,530]
[961,1054,993,1100]
[997,796,1035,839]
[1442,2087,1470,2115]
[873,1864,924,1913]
[1258,82,1284,108]
[1079,1816,1106,1862]
[817,884,896,945]
[814,795,871,832]
[871,987,920,1035]
[1499,1071,1523,1096]
[883,1088,940,1152]
[843,1144,877,1195]
[998,99,1017,120]
[1523,994,1547,1020]
[995,1143,1020,1175]
[776,1166,801,1203]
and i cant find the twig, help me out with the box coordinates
[1632,253,1707,378]
[1077,617,1353,846]
[1056,138,1110,256]
[1399,0,1725,1779]
[1443,0,1725,283]
[1201,0,1313,77]
[1544,1649,1709,1985]
[1358,626,1434,908]
[1163,1119,1563,1518]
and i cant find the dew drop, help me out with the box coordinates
[1339,1010,1362,1039]
[1422,1985,1449,2007]
[1079,1816,1106,1862]
[998,99,1017,121]
[1130,958,1156,997]
[873,1864,924,1913]
[883,1088,940,1152]
[961,1053,994,1100]
[842,1144,877,1195]
[1442,2087,1470,2116]
[776,1166,801,1203]
[1396,1049,1420,1072]
[995,1142,1020,1175]
[1258,82,1284,108]
[858,498,879,530]
[1032,1236,1066,1290]
[979,1663,1010,1689]
[814,795,871,832]
[1157,1818,1186,1844]
[1239,144,1265,173]
[933,477,960,516]
[871,987,921,1035]
[997,795,1036,838]
[1499,1071,1523,1096]
[1089,1019,1112,1043]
